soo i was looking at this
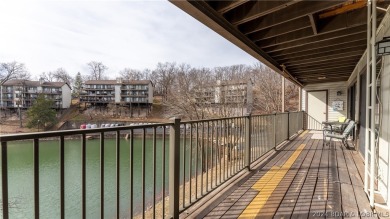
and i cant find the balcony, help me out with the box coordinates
[83,87,114,91]
[80,99,114,103]
[41,90,62,94]
[121,87,148,91]
[120,93,148,97]
[0,112,306,218]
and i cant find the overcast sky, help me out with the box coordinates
[0,0,259,79]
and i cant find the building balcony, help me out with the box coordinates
[80,99,114,103]
[120,94,148,97]
[121,87,148,91]
[83,87,114,91]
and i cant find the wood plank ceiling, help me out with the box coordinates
[172,0,390,85]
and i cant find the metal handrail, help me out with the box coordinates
[0,111,305,219]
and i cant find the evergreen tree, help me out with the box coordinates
[73,72,83,97]
[26,94,57,129]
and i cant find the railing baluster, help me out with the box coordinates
[129,130,134,219]
[182,124,186,209]
[116,131,120,219]
[223,119,227,181]
[60,136,65,219]
[33,138,39,219]
[195,123,198,199]
[81,133,86,219]
[210,121,214,189]
[189,123,193,204]
[1,141,9,219]
[229,119,233,177]
[245,114,251,170]
[100,132,104,219]
[206,121,209,192]
[142,128,146,219]
[152,127,157,218]
[216,120,220,186]
[162,127,165,218]
[200,122,204,196]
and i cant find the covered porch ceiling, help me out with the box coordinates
[171,0,390,86]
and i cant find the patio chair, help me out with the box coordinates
[324,120,355,148]
[333,118,351,134]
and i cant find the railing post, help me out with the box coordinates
[1,142,9,219]
[245,113,251,171]
[169,117,181,219]
[287,112,290,140]
[273,113,277,148]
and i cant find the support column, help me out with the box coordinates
[298,87,302,111]
[282,77,285,112]
[369,0,377,207]
[364,0,377,208]
[169,117,180,218]
[364,0,372,195]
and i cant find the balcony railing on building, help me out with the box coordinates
[0,111,304,219]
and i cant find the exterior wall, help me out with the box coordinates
[148,82,154,104]
[379,58,390,203]
[377,14,390,205]
[61,84,71,108]
[247,80,253,105]
[302,82,348,121]
[1,82,70,109]
[115,85,121,103]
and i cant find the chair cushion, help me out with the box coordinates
[338,117,346,122]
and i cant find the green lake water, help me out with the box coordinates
[2,137,173,219]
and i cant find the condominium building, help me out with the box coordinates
[79,78,153,106]
[196,80,253,104]
[195,79,253,115]
[0,79,72,109]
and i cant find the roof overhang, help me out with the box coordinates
[170,0,390,86]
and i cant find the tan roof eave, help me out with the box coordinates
[170,0,303,87]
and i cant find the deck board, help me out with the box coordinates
[205,132,311,218]
[325,143,342,219]
[195,131,378,219]
[291,139,322,219]
[309,138,328,218]
[336,143,360,219]
[274,135,321,218]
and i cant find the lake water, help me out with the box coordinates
[3,137,172,219]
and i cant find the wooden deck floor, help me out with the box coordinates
[202,131,379,219]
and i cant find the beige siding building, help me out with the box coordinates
[0,79,71,109]
[80,78,153,106]
[195,80,253,116]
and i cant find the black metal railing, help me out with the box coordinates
[0,111,305,219]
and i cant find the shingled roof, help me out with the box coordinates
[3,79,69,88]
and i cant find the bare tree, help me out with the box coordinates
[0,61,30,84]
[39,72,55,82]
[249,63,299,114]
[52,68,73,84]
[164,64,217,120]
[87,61,108,80]
[151,62,177,98]
[119,68,143,80]
[39,68,73,84]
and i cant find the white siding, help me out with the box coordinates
[302,82,348,121]
[114,85,121,103]
[377,15,390,205]
[61,84,72,108]
[148,82,154,104]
